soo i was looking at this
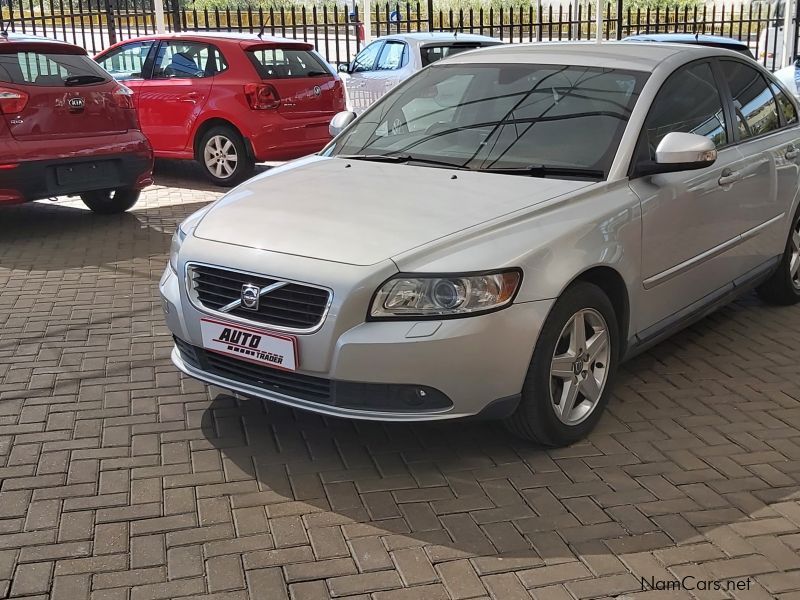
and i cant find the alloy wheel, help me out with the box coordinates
[549,308,611,426]
[203,135,238,180]
[791,217,800,289]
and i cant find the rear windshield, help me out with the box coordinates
[420,44,492,67]
[0,51,109,86]
[246,48,331,79]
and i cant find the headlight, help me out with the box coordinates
[168,224,188,273]
[369,270,522,319]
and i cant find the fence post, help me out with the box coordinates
[170,0,182,31]
[616,0,622,39]
[154,0,166,33]
[427,0,434,31]
[104,0,117,45]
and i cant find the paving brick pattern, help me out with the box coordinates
[1,161,800,599]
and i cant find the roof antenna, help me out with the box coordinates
[1,22,10,37]
[257,23,265,38]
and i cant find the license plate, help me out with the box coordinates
[200,318,298,371]
[56,161,116,187]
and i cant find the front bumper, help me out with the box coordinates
[160,264,553,421]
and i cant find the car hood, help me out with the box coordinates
[193,156,593,266]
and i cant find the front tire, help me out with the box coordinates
[80,187,140,214]
[505,282,619,446]
[757,208,800,305]
[198,126,254,187]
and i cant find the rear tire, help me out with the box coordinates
[80,187,140,214]
[757,208,800,305]
[198,126,254,187]
[504,282,619,447]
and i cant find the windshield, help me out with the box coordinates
[325,63,647,178]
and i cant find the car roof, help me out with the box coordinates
[110,31,314,49]
[623,32,749,49]
[376,32,501,46]
[0,32,85,53]
[0,32,77,45]
[442,40,737,71]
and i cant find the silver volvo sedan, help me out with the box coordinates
[161,42,800,446]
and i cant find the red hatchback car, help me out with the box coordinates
[0,33,153,213]
[95,33,347,186]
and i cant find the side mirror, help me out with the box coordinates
[329,110,357,137]
[338,62,351,74]
[638,132,717,176]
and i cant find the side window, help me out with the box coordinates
[97,41,154,80]
[720,60,780,139]
[153,42,223,79]
[351,42,382,73]
[641,62,727,161]
[770,81,798,125]
[376,41,405,71]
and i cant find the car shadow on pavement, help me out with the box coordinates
[153,159,272,192]
[198,294,800,574]
[0,198,212,274]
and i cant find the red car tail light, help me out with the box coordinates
[244,83,280,110]
[0,87,29,114]
[112,85,135,109]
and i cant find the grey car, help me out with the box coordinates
[339,32,502,112]
[162,42,800,446]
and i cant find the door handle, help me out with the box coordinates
[786,145,800,160]
[179,92,199,103]
[718,168,741,186]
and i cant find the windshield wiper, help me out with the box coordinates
[337,154,469,170]
[480,165,605,180]
[306,70,332,77]
[65,74,107,86]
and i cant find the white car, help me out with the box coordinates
[775,59,800,98]
[339,32,501,112]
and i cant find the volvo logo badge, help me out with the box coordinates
[241,284,260,311]
[313,85,321,97]
[67,97,85,110]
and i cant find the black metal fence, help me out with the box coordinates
[0,0,797,71]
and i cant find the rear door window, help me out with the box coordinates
[420,43,487,67]
[0,50,109,86]
[720,60,780,139]
[376,41,406,70]
[152,41,227,79]
[770,81,798,125]
[247,48,331,79]
[96,40,154,80]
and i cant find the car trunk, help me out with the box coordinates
[243,42,344,137]
[0,43,135,141]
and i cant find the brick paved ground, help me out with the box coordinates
[1,160,800,600]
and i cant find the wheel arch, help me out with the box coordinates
[563,265,631,358]
[192,118,253,161]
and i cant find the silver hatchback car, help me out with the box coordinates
[162,42,800,446]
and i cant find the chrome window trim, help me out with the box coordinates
[183,261,334,334]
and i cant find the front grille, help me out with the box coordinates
[188,264,330,331]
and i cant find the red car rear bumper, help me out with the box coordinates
[1,131,154,204]
[243,113,334,162]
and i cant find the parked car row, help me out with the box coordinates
[163,41,800,446]
[0,34,153,213]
